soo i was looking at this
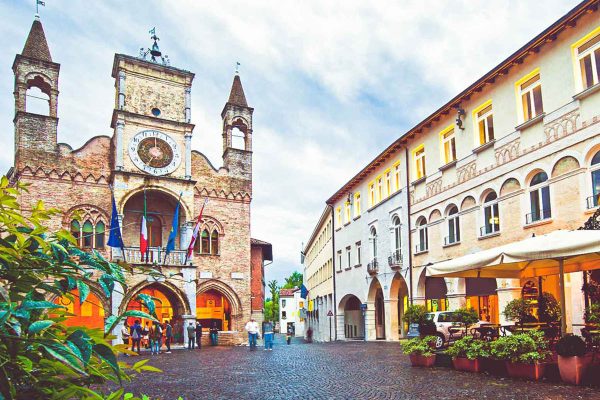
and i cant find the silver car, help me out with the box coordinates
[425,311,486,349]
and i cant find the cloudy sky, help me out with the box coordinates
[0,0,578,284]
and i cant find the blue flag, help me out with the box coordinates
[300,284,309,299]
[107,192,124,250]
[165,200,180,255]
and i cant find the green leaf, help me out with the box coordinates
[132,359,149,370]
[67,330,93,365]
[28,320,54,334]
[76,280,90,305]
[99,274,115,298]
[140,365,161,373]
[121,310,158,322]
[136,293,157,318]
[92,343,120,383]
[104,315,118,336]
[106,388,125,400]
[20,300,64,311]
[17,355,33,372]
[40,342,86,375]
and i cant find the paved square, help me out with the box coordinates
[114,337,600,399]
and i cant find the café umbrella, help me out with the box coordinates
[427,230,600,334]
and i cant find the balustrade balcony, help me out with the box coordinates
[111,246,189,266]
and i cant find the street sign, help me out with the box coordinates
[360,303,368,311]
[327,310,333,317]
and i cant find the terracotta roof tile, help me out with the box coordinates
[227,75,248,107]
[22,19,52,62]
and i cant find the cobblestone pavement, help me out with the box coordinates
[112,335,600,400]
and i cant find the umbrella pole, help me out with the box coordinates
[558,258,567,335]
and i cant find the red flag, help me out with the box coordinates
[186,198,208,261]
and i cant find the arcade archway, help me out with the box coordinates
[196,289,232,331]
[53,289,107,330]
[390,273,409,338]
[368,278,386,340]
[338,294,364,339]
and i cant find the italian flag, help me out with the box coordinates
[186,198,208,262]
[140,189,148,260]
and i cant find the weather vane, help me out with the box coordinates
[139,27,170,66]
[235,62,240,75]
[35,0,45,18]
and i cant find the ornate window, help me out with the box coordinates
[210,230,219,255]
[574,29,600,90]
[528,172,551,223]
[71,220,81,244]
[517,71,543,122]
[370,226,378,259]
[392,216,401,252]
[475,102,494,145]
[413,145,426,180]
[482,191,500,236]
[82,220,93,248]
[201,229,210,254]
[95,221,105,249]
[440,125,456,164]
[416,217,428,253]
[446,206,460,245]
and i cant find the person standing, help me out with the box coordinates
[263,320,274,351]
[130,320,142,354]
[187,322,196,350]
[286,324,294,345]
[121,321,130,347]
[142,321,150,349]
[245,318,259,350]
[164,320,173,354]
[151,321,162,355]
[209,323,219,346]
[195,321,203,349]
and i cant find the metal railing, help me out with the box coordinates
[444,235,460,246]
[388,250,402,269]
[586,195,599,209]
[112,246,189,266]
[525,208,552,224]
[367,258,379,275]
[480,224,500,237]
[415,242,428,253]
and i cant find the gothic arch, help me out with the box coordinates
[118,185,192,220]
[460,195,477,211]
[551,155,581,177]
[196,279,242,316]
[62,204,109,226]
[119,280,191,316]
[201,215,224,235]
[428,209,442,222]
[500,177,522,196]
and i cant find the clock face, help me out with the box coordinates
[128,130,181,176]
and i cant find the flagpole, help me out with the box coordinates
[163,192,183,266]
[183,197,208,266]
[143,187,148,263]
[108,184,126,263]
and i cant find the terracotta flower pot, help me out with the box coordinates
[505,361,546,381]
[452,357,482,373]
[558,354,593,385]
[409,353,436,367]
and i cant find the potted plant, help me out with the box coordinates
[538,292,561,324]
[584,303,600,327]
[402,336,437,367]
[404,304,436,337]
[445,336,489,373]
[454,307,480,337]
[556,335,592,385]
[503,298,534,327]
[489,330,550,380]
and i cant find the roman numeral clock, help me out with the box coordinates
[128,130,182,176]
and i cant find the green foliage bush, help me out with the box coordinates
[445,336,490,360]
[0,178,166,399]
[404,304,427,325]
[584,303,600,325]
[489,330,550,364]
[556,334,587,357]
[401,336,437,357]
[454,307,480,326]
[502,298,533,324]
[538,292,561,323]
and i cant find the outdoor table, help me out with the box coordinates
[470,325,500,341]
[448,324,466,341]
[500,325,516,336]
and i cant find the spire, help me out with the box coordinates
[227,75,248,107]
[21,18,52,62]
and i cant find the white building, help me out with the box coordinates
[279,288,305,337]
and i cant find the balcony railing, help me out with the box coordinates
[480,224,500,237]
[111,246,189,266]
[367,258,379,275]
[444,235,460,246]
[526,208,552,224]
[415,242,428,253]
[587,195,599,209]
[388,250,402,270]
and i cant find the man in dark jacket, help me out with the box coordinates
[195,321,203,349]
[130,320,143,353]
[165,320,173,354]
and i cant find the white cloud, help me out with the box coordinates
[0,0,577,284]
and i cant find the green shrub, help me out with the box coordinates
[445,336,490,360]
[455,307,480,326]
[489,330,550,364]
[556,334,587,357]
[538,292,561,323]
[0,178,165,399]
[401,336,436,357]
[584,303,600,325]
[404,304,427,325]
[503,298,533,324]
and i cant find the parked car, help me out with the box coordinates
[425,311,486,349]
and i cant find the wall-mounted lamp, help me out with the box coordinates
[456,107,466,130]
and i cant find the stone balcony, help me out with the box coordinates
[388,251,402,271]
[111,246,189,266]
[367,258,379,276]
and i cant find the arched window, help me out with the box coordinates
[481,192,500,236]
[231,127,245,150]
[147,216,162,248]
[392,216,401,253]
[210,230,219,255]
[71,220,81,246]
[82,220,93,248]
[201,230,210,254]
[528,172,551,223]
[95,221,105,249]
[25,85,50,116]
[370,226,377,260]
[416,217,428,253]
[446,206,460,245]
[589,151,600,208]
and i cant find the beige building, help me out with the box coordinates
[321,0,600,341]
[302,207,334,341]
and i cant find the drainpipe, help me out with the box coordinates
[329,204,337,341]
[405,146,414,305]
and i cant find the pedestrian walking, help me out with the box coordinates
[263,320,274,351]
[130,320,142,354]
[187,322,196,349]
[286,324,294,345]
[164,320,173,353]
[195,321,203,349]
[245,318,259,350]
[150,321,162,355]
[209,323,219,346]
[142,321,150,349]
[121,321,130,346]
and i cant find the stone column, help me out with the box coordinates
[365,301,376,341]
[184,133,192,180]
[110,282,126,345]
[118,71,126,110]
[184,87,191,123]
[336,312,345,340]
[183,267,197,318]
[386,298,399,341]
[568,272,584,335]
[115,120,125,171]
[497,279,521,325]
